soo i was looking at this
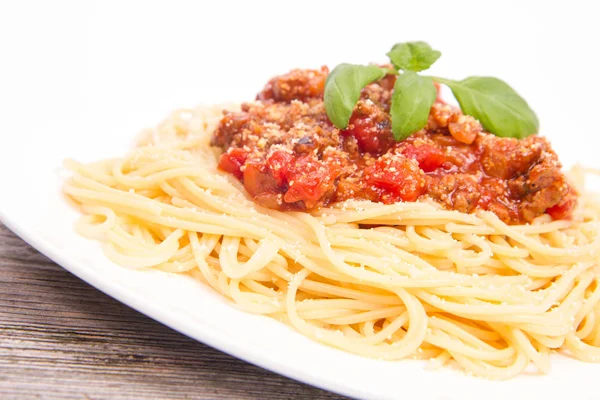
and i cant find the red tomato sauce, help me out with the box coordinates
[211,67,576,224]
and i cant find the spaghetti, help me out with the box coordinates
[64,105,600,379]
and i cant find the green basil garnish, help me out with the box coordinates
[435,76,539,138]
[324,64,387,129]
[323,42,539,141]
[387,41,441,72]
[391,72,437,141]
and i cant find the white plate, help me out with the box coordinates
[1,1,600,399]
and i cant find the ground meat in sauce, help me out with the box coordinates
[211,67,576,224]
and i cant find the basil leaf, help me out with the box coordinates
[391,71,437,141]
[439,77,539,138]
[387,42,441,72]
[324,64,387,129]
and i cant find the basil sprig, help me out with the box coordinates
[434,76,539,138]
[387,41,441,72]
[390,72,436,141]
[323,41,539,140]
[324,64,387,129]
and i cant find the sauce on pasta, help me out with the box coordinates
[212,67,575,224]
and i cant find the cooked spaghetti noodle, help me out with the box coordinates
[63,105,600,379]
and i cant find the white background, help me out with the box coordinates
[1,1,599,399]
[2,0,600,166]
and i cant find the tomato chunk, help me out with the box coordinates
[284,156,340,208]
[343,115,393,155]
[242,162,277,196]
[365,153,426,202]
[266,150,294,186]
[400,143,445,172]
[546,192,577,220]
[218,148,248,179]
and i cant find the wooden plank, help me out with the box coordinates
[0,224,347,399]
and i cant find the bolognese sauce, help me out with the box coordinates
[211,67,575,224]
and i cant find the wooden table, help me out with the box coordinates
[0,224,347,400]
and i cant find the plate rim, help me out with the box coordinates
[0,208,369,400]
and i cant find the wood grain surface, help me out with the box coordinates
[0,223,348,400]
